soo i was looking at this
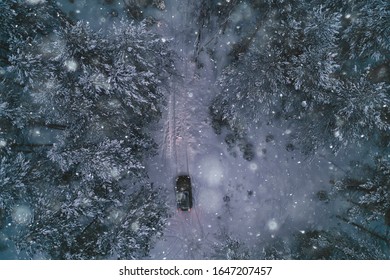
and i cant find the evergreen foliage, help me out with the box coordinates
[1,0,171,259]
[333,156,390,246]
[210,0,390,154]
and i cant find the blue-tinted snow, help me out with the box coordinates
[1,0,387,260]
[144,0,360,259]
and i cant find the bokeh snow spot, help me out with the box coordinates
[64,59,78,72]
[0,139,6,147]
[199,156,224,187]
[110,167,120,180]
[267,219,278,231]
[255,144,267,158]
[131,221,140,232]
[12,205,33,225]
[26,0,45,4]
[249,162,258,171]
[107,209,123,224]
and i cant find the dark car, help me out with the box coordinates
[175,175,193,211]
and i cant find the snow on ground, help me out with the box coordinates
[146,0,357,259]
[1,0,381,260]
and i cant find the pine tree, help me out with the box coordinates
[341,0,390,64]
[333,156,390,247]
[211,230,250,260]
[210,0,389,154]
[1,0,172,259]
[292,229,387,259]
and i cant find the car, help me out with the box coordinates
[175,175,193,211]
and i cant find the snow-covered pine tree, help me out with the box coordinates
[341,0,389,64]
[210,2,341,142]
[291,229,387,259]
[210,227,387,259]
[210,0,389,154]
[2,0,171,259]
[333,156,390,247]
[0,152,30,221]
[211,230,251,260]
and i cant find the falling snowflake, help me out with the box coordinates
[267,219,278,231]
[64,59,78,72]
[12,205,33,225]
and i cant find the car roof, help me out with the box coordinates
[175,175,192,210]
[176,174,190,181]
[176,175,191,190]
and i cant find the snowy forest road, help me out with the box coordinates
[146,0,228,259]
[149,52,227,258]
[145,0,350,260]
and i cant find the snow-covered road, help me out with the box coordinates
[146,0,351,259]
